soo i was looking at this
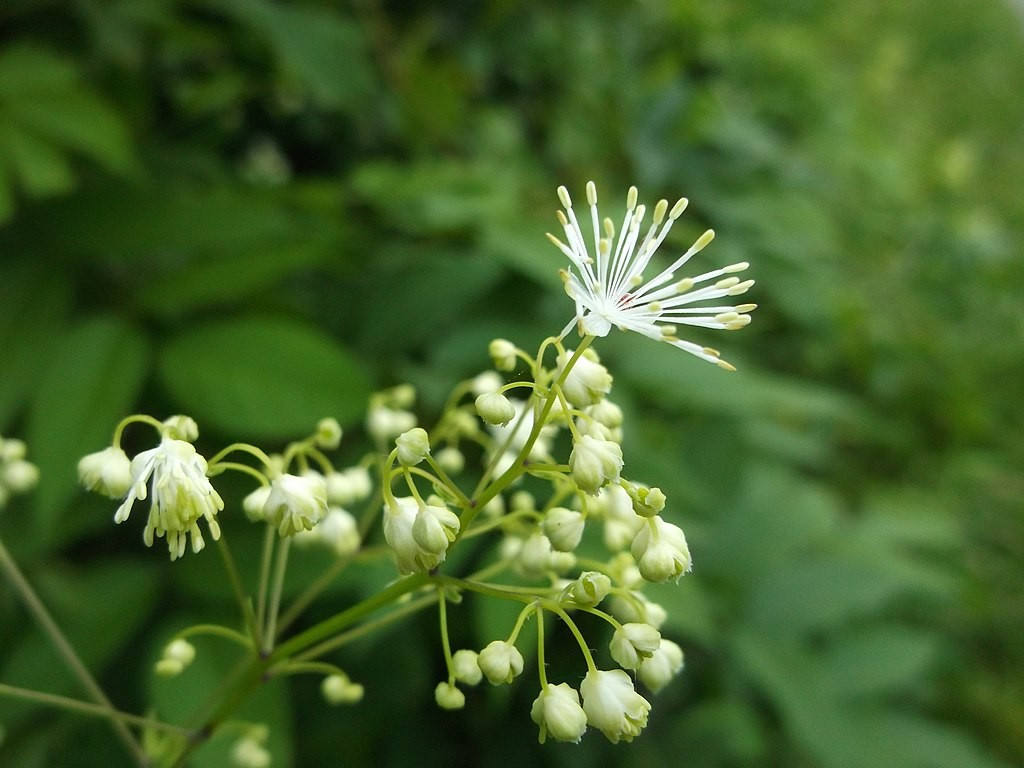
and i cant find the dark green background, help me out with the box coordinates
[1,1,1022,766]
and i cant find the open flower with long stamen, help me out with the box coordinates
[548,181,755,370]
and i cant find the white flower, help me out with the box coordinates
[263,473,328,537]
[412,502,460,555]
[631,516,691,583]
[78,446,133,499]
[231,735,271,768]
[569,435,623,494]
[477,640,524,685]
[383,496,458,574]
[609,623,661,670]
[579,669,651,744]
[555,349,613,408]
[531,683,588,743]
[114,438,224,560]
[637,639,685,693]
[549,182,755,370]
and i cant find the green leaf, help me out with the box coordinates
[157,316,370,440]
[0,263,73,429]
[26,316,150,539]
[220,0,373,108]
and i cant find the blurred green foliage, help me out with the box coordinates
[1,0,1022,766]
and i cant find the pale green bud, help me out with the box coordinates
[367,405,416,444]
[161,415,199,442]
[471,371,503,397]
[609,623,661,670]
[322,673,364,705]
[434,681,466,710]
[155,638,195,677]
[475,392,516,426]
[242,485,272,522]
[452,649,483,685]
[631,516,691,583]
[435,446,465,474]
[315,417,343,450]
[478,640,524,685]
[637,639,684,693]
[325,466,372,506]
[488,338,518,372]
[517,532,555,578]
[412,503,460,555]
[561,571,611,607]
[231,731,271,768]
[556,349,613,408]
[2,459,38,494]
[625,483,666,517]
[396,427,430,466]
[531,683,588,744]
[569,435,623,495]
[543,506,585,552]
[78,446,133,499]
[586,400,623,429]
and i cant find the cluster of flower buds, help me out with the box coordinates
[0,435,39,509]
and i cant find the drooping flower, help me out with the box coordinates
[114,438,224,560]
[78,446,133,499]
[631,515,692,583]
[478,640,525,685]
[263,472,328,537]
[549,182,755,370]
[637,638,685,693]
[579,668,651,743]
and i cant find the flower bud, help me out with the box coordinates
[475,392,516,426]
[470,371,503,397]
[609,623,661,670]
[2,459,39,494]
[561,571,611,607]
[161,415,198,441]
[242,485,272,522]
[569,435,623,495]
[435,446,465,474]
[556,349,613,407]
[631,516,691,583]
[543,506,585,552]
[488,339,518,372]
[625,482,666,517]
[452,649,483,685]
[412,503,460,555]
[78,446,133,499]
[531,683,588,743]
[637,639,684,693]
[517,532,555,578]
[434,681,466,710]
[315,417,343,449]
[325,466,372,507]
[367,405,416,444]
[322,673,364,705]
[396,427,431,466]
[478,640,524,685]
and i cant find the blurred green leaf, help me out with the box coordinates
[157,315,370,439]
[26,316,150,539]
[0,263,73,429]
[0,45,133,222]
[218,0,372,109]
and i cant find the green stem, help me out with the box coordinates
[0,536,149,766]
[535,605,549,688]
[254,525,276,644]
[291,593,438,664]
[215,536,259,647]
[0,683,188,735]
[178,624,253,650]
[262,537,291,653]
